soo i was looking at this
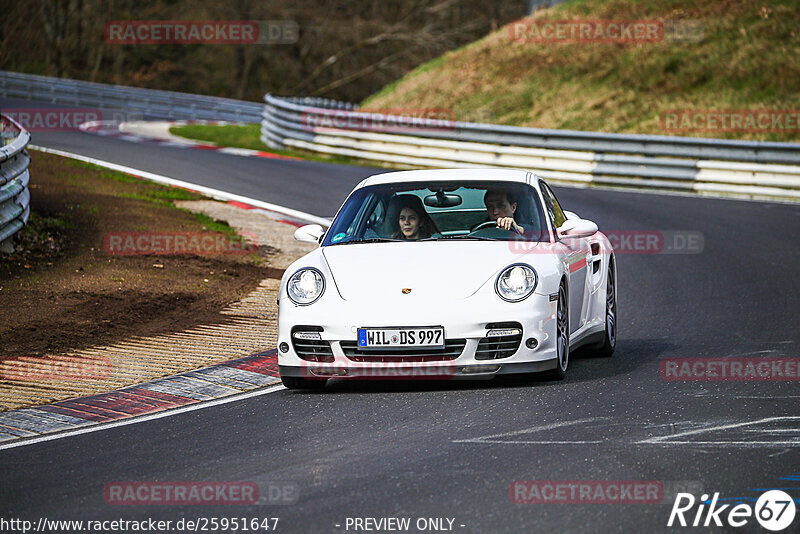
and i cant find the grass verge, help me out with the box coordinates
[169,124,390,168]
[0,152,281,360]
[361,0,800,142]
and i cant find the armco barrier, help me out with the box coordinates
[261,94,800,202]
[0,115,31,253]
[0,71,262,123]
[1,71,797,202]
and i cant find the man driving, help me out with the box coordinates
[484,189,525,235]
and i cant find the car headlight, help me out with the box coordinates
[495,264,537,302]
[287,268,325,305]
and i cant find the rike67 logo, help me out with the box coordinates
[668,490,796,531]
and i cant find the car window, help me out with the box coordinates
[323,180,548,245]
[547,185,567,228]
[539,182,557,229]
[539,181,567,229]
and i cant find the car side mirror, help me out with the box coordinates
[294,224,325,244]
[563,210,580,220]
[558,218,598,239]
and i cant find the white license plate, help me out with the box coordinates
[357,327,444,349]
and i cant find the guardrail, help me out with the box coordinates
[0,115,31,253]
[0,71,262,123]
[2,71,798,202]
[262,94,800,202]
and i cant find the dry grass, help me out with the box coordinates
[363,0,800,141]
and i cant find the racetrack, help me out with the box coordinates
[1,97,799,533]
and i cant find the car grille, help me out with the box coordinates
[291,326,334,363]
[475,322,523,360]
[340,339,466,363]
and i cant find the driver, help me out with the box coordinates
[484,189,525,235]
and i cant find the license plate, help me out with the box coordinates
[357,327,444,349]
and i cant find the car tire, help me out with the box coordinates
[550,281,569,380]
[281,375,327,390]
[591,263,616,358]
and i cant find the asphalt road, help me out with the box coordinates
[1,97,382,218]
[1,97,799,533]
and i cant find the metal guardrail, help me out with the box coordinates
[1,71,797,202]
[0,115,31,253]
[261,94,800,202]
[0,71,263,123]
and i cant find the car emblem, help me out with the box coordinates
[402,288,412,294]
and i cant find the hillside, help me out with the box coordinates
[0,1,525,103]
[361,0,800,141]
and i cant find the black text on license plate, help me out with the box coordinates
[358,327,444,348]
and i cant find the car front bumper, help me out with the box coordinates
[277,292,559,380]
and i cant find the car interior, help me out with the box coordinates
[329,182,546,244]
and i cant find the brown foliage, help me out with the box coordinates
[1,0,527,103]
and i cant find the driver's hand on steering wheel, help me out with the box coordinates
[496,217,524,234]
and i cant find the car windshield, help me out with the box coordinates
[322,180,549,246]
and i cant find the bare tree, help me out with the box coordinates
[2,0,528,102]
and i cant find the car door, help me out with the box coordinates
[540,182,589,334]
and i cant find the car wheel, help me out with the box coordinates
[551,281,569,380]
[281,375,327,390]
[592,264,616,358]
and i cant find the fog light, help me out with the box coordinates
[279,342,289,353]
[525,338,538,349]
[309,367,348,377]
[461,365,501,375]
[487,328,521,337]
[293,331,322,340]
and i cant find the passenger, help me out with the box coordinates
[391,196,435,240]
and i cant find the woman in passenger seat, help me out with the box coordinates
[390,196,436,240]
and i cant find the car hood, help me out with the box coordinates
[321,240,549,301]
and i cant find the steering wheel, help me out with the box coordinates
[471,221,497,232]
[470,220,515,233]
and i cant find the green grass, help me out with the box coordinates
[66,155,236,235]
[118,188,202,207]
[69,159,206,206]
[69,160,140,184]
[188,212,238,236]
[36,214,76,230]
[172,124,268,151]
[361,0,800,142]
[168,124,382,167]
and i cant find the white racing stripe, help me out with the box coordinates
[29,145,331,227]
[453,418,606,444]
[637,416,800,446]
[0,384,286,452]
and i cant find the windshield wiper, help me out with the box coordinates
[420,235,498,241]
[333,237,405,245]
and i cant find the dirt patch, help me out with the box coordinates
[0,151,282,360]
[173,200,316,270]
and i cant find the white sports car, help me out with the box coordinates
[277,169,616,389]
